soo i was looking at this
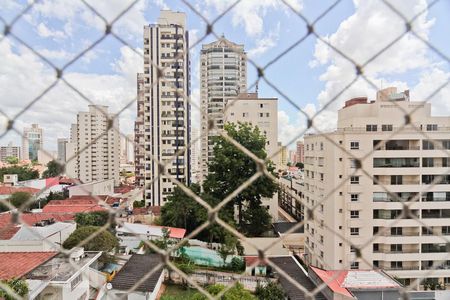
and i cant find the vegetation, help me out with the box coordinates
[295,162,304,169]
[0,165,39,182]
[4,156,19,165]
[42,160,64,178]
[0,278,28,300]
[160,284,198,300]
[203,123,277,236]
[190,283,256,300]
[75,211,112,228]
[133,200,145,208]
[0,192,33,212]
[63,226,119,263]
[161,123,277,241]
[254,281,285,300]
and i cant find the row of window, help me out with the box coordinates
[366,124,439,132]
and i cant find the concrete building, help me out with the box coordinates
[224,92,278,160]
[190,128,200,183]
[22,124,43,161]
[199,37,247,182]
[278,142,288,168]
[289,150,297,165]
[57,138,68,163]
[297,140,304,164]
[65,124,78,179]
[68,179,115,197]
[120,133,134,164]
[302,87,450,289]
[69,105,120,185]
[0,142,21,162]
[134,10,191,206]
[37,149,56,165]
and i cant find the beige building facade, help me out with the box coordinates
[303,87,450,289]
[0,142,21,162]
[67,105,120,185]
[22,124,43,161]
[135,10,191,206]
[199,37,247,183]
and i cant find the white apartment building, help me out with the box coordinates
[296,140,304,164]
[57,138,68,163]
[190,128,200,183]
[0,142,21,162]
[65,124,78,179]
[22,124,43,161]
[69,105,120,185]
[135,10,191,206]
[224,92,278,161]
[303,87,450,289]
[199,37,247,182]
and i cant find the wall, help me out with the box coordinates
[69,179,114,197]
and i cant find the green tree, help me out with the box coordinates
[241,203,272,237]
[161,184,207,234]
[5,156,19,165]
[0,165,39,182]
[0,192,33,212]
[133,200,145,208]
[42,160,64,178]
[75,211,111,227]
[295,162,304,169]
[229,257,245,272]
[63,226,119,252]
[0,278,28,300]
[255,281,285,300]
[204,123,277,236]
[191,283,256,300]
[218,233,238,266]
[139,227,172,253]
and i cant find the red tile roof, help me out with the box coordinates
[148,206,161,216]
[0,212,76,239]
[114,185,134,194]
[42,198,107,213]
[0,252,57,280]
[244,256,268,266]
[0,186,40,195]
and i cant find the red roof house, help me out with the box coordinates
[0,252,57,280]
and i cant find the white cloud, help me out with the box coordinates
[309,0,449,123]
[278,110,306,148]
[248,22,281,58]
[203,0,302,36]
[37,22,66,39]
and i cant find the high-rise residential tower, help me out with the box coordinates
[199,37,247,182]
[57,138,68,163]
[71,105,120,185]
[135,10,191,206]
[303,87,450,289]
[296,141,304,164]
[22,124,43,161]
[0,142,21,162]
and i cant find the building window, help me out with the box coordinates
[350,228,359,236]
[391,175,403,185]
[382,124,393,131]
[350,210,359,219]
[423,140,435,150]
[426,124,438,131]
[259,113,263,117]
[373,243,379,252]
[373,260,380,268]
[260,104,264,108]
[320,142,323,150]
[320,251,324,258]
[350,176,359,184]
[366,124,377,132]
[350,141,359,150]
[442,226,450,235]
[242,112,248,117]
[350,262,359,269]
[350,194,359,202]
[391,227,402,236]
[391,261,403,269]
[390,244,403,252]
[71,274,83,291]
[350,159,358,168]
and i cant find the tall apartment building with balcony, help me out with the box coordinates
[199,37,246,182]
[303,87,450,289]
[71,105,120,185]
[22,124,43,161]
[0,142,21,162]
[135,10,191,206]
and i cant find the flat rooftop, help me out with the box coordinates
[27,252,100,282]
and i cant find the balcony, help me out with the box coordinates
[374,140,420,151]
[373,158,420,168]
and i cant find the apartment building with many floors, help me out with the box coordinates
[199,37,247,183]
[303,87,450,289]
[135,10,191,206]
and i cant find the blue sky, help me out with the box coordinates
[0,0,449,152]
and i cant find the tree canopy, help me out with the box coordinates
[0,278,28,300]
[255,281,285,300]
[63,226,118,252]
[4,156,19,165]
[75,211,111,227]
[42,160,65,178]
[0,192,33,212]
[0,165,39,182]
[190,283,256,300]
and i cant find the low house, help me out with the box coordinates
[68,179,114,197]
[42,198,107,214]
[107,254,165,300]
[26,248,102,300]
[309,267,402,300]
[0,220,76,252]
[244,256,268,276]
[0,186,40,200]
[0,251,57,280]
[116,222,185,253]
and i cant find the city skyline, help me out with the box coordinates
[1,0,449,153]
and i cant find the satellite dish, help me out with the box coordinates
[106,283,113,290]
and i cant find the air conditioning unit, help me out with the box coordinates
[70,247,85,261]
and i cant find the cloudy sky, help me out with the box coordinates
[0,0,449,152]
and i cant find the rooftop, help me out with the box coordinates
[110,254,163,292]
[273,222,304,234]
[117,222,186,239]
[27,251,101,282]
[310,267,401,298]
[10,222,74,241]
[42,198,107,213]
[270,256,326,300]
[0,186,41,195]
[0,252,57,280]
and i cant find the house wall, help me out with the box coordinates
[69,179,114,197]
